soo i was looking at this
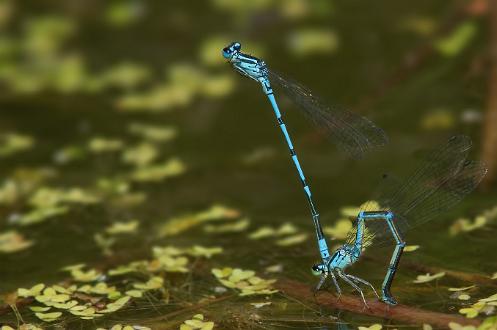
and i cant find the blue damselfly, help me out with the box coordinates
[312,135,487,305]
[222,41,388,268]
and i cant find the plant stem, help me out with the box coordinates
[275,278,482,329]
[481,0,497,188]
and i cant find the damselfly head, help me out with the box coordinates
[222,42,241,59]
[311,262,326,276]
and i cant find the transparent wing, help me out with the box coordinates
[345,135,487,247]
[268,70,388,159]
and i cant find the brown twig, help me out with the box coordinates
[363,255,497,287]
[481,0,497,188]
[275,278,481,329]
[400,259,497,287]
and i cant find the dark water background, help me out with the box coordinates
[0,1,496,329]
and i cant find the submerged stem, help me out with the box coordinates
[275,278,482,329]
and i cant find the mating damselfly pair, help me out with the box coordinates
[222,42,487,306]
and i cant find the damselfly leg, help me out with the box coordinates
[314,273,328,294]
[329,270,342,299]
[336,269,369,308]
[314,270,342,298]
[352,210,405,305]
[346,274,380,300]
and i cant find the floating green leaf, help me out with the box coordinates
[287,28,338,57]
[404,245,420,252]
[29,306,51,312]
[341,201,380,217]
[97,62,150,90]
[248,226,275,240]
[204,217,250,233]
[434,21,477,57]
[358,324,382,330]
[450,216,489,236]
[0,133,34,157]
[68,306,101,319]
[94,233,116,256]
[125,290,143,298]
[413,272,445,284]
[106,220,139,235]
[34,311,62,322]
[18,283,45,297]
[159,205,240,237]
[15,205,69,226]
[249,222,298,240]
[459,301,486,318]
[130,158,185,182]
[323,218,352,240]
[122,143,159,167]
[180,313,214,330]
[133,276,163,290]
[265,264,283,273]
[29,187,99,208]
[53,145,86,164]
[186,246,223,258]
[116,64,234,112]
[275,233,308,246]
[88,137,124,153]
[35,287,70,305]
[479,293,497,303]
[212,267,277,296]
[99,295,131,313]
[128,123,177,143]
[448,285,476,292]
[108,262,147,276]
[0,230,34,252]
[420,108,456,131]
[478,316,497,330]
[105,0,144,27]
[250,301,271,308]
[0,167,56,206]
[64,265,103,282]
[153,254,188,273]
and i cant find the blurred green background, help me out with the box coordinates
[0,0,496,329]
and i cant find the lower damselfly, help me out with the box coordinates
[311,135,487,305]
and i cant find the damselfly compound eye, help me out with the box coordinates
[311,263,323,276]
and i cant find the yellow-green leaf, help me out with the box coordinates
[34,311,62,322]
[0,231,34,252]
[404,245,420,252]
[275,233,308,246]
[413,272,445,284]
[106,220,139,235]
[358,324,382,330]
